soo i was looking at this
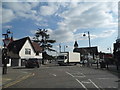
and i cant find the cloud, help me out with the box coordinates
[51,2,118,42]
[48,29,74,43]
[2,2,40,23]
[2,8,15,23]
[3,25,13,29]
[40,6,57,16]
[39,2,62,16]
[98,30,117,38]
[58,2,117,31]
[78,29,117,40]
[2,2,118,44]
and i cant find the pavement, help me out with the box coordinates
[2,66,34,89]
[89,64,120,74]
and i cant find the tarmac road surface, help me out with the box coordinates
[2,65,119,90]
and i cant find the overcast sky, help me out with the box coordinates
[2,0,119,55]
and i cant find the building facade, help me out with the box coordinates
[73,41,98,62]
[7,37,42,67]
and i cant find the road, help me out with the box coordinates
[2,65,119,89]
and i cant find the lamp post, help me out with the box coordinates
[83,31,91,47]
[83,31,91,67]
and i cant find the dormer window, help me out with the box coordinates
[25,48,31,55]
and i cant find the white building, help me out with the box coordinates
[7,37,42,67]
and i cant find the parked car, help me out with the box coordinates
[25,58,40,68]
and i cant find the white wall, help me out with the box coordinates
[34,53,42,59]
[19,39,36,59]
[19,39,42,59]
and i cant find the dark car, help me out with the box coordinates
[25,58,40,68]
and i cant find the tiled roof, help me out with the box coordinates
[32,42,42,53]
[8,37,30,54]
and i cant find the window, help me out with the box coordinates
[25,48,31,55]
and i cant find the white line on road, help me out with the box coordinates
[66,72,86,78]
[76,79,88,90]
[88,79,100,90]
[97,78,112,80]
[74,73,86,77]
[66,72,87,90]
[52,74,57,77]
[81,81,91,84]
[49,73,57,77]
[66,72,74,77]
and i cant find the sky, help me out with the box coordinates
[1,0,119,55]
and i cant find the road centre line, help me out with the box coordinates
[88,79,101,90]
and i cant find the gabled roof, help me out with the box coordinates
[7,37,42,54]
[8,37,30,54]
[73,46,98,55]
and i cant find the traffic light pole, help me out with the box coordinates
[2,48,8,74]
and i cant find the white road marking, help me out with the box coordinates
[76,79,88,90]
[23,72,28,74]
[66,72,88,90]
[88,79,100,90]
[66,72,74,77]
[66,72,86,78]
[49,73,57,77]
[52,74,57,77]
[74,73,86,77]
[97,78,112,80]
[99,86,105,90]
[81,81,91,84]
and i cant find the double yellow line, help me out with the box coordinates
[2,73,35,88]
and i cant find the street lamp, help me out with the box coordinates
[83,31,91,47]
[83,31,91,67]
